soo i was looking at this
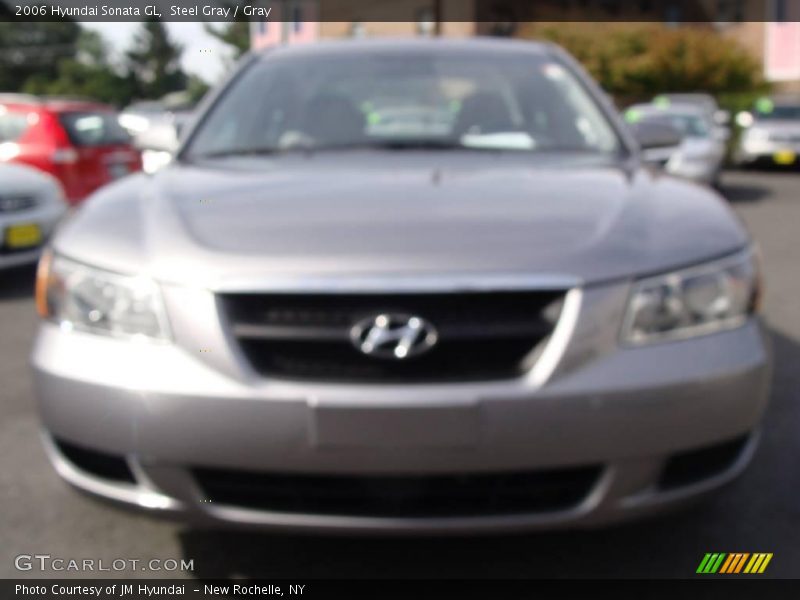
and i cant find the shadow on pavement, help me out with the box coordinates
[720,181,773,204]
[176,326,798,579]
[0,264,36,300]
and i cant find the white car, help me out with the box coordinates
[0,163,67,270]
[626,103,727,187]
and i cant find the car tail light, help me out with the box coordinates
[39,112,75,160]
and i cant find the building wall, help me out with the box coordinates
[318,0,476,38]
[250,0,320,49]
[714,1,800,92]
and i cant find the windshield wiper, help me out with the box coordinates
[305,139,482,153]
[188,139,501,160]
[188,147,284,160]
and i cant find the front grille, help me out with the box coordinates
[192,466,602,517]
[221,291,565,383]
[0,194,36,213]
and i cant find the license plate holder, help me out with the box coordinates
[4,223,42,249]
[773,149,797,165]
[310,401,481,449]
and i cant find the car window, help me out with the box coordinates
[0,109,31,142]
[756,105,800,121]
[58,112,132,146]
[658,114,710,138]
[185,52,621,158]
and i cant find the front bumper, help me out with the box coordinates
[31,281,772,533]
[666,160,720,185]
[0,202,66,269]
[734,139,800,166]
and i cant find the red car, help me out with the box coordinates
[0,94,141,205]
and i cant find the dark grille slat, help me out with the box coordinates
[192,466,602,517]
[230,320,553,342]
[0,194,37,213]
[222,291,565,383]
[231,323,347,341]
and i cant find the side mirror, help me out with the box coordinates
[630,121,683,151]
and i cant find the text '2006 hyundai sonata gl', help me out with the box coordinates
[31,39,771,533]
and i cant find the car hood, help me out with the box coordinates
[55,152,748,288]
[0,163,62,196]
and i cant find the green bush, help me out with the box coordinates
[520,23,770,105]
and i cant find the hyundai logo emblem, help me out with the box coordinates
[350,313,438,360]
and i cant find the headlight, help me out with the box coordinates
[621,249,760,345]
[141,149,173,174]
[36,251,170,341]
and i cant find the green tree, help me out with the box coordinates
[125,18,187,99]
[186,74,210,104]
[204,22,250,59]
[0,16,81,91]
[203,0,250,60]
[519,23,768,107]
[22,30,136,106]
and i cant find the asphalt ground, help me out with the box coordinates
[1,168,798,579]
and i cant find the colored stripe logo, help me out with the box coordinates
[697,553,773,574]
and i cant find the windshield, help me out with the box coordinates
[642,113,710,138]
[184,51,621,159]
[755,104,800,121]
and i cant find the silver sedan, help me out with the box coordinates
[626,103,728,186]
[31,39,770,533]
[0,163,67,270]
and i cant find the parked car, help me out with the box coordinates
[119,96,195,137]
[652,93,731,137]
[133,111,193,174]
[0,94,141,205]
[734,96,800,167]
[0,163,67,270]
[625,103,727,186]
[32,39,770,533]
[120,99,195,174]
[118,100,169,136]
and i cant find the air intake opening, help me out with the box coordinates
[659,436,749,490]
[191,465,602,518]
[54,438,136,484]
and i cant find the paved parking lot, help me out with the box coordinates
[1,169,799,579]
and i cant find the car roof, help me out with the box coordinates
[256,37,552,61]
[658,92,715,102]
[628,103,707,117]
[0,94,114,112]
